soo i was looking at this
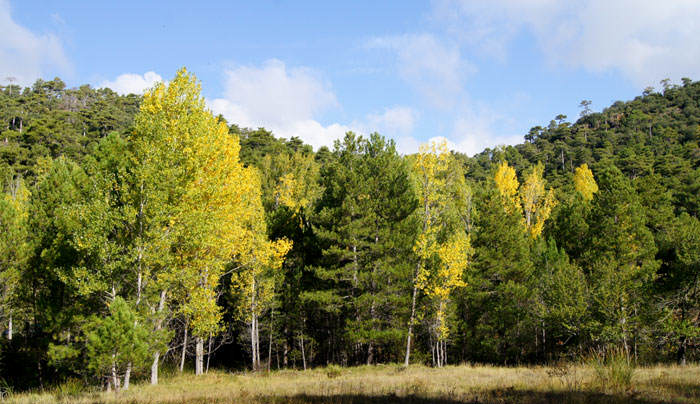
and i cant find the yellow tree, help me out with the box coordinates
[519,162,557,238]
[244,150,316,370]
[0,175,30,341]
[406,140,472,367]
[573,163,598,201]
[133,68,291,379]
[494,161,520,213]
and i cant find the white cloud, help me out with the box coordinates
[434,0,700,84]
[395,103,523,156]
[209,59,347,150]
[214,59,337,127]
[98,71,163,95]
[0,0,71,86]
[364,106,417,136]
[449,109,523,156]
[368,34,474,107]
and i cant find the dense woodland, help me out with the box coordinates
[0,70,699,392]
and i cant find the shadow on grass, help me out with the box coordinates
[256,391,672,404]
[646,380,700,401]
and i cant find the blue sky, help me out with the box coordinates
[3,1,700,155]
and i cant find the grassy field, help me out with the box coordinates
[5,364,700,404]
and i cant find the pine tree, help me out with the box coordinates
[582,164,658,355]
[468,181,535,363]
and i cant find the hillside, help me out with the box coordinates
[0,74,698,392]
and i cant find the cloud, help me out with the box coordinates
[98,71,163,95]
[364,106,417,137]
[395,103,523,156]
[209,59,347,150]
[448,107,523,156]
[434,0,700,85]
[367,33,474,107]
[0,0,71,86]
[215,59,337,127]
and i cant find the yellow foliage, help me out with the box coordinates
[574,163,598,201]
[519,162,557,238]
[412,140,472,341]
[494,161,520,213]
[135,68,291,339]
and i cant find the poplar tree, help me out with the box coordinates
[0,173,30,341]
[407,140,471,367]
[519,162,556,238]
[573,163,598,201]
[132,68,290,378]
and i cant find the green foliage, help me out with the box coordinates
[84,297,151,380]
[3,74,700,391]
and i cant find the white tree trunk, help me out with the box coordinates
[7,315,12,340]
[150,289,167,385]
[195,337,204,375]
[123,364,131,390]
[180,324,188,372]
[151,352,160,385]
[299,326,307,370]
[111,358,120,393]
[404,266,419,367]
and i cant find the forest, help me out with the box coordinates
[0,69,699,393]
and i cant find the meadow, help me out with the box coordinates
[5,363,700,404]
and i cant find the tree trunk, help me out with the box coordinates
[180,323,188,372]
[206,334,212,374]
[150,289,167,385]
[250,278,259,371]
[678,336,687,366]
[299,333,307,370]
[283,326,289,368]
[251,313,258,370]
[123,364,131,390]
[195,337,204,375]
[151,352,160,385]
[268,310,274,371]
[404,263,419,367]
[111,358,120,393]
[7,315,11,340]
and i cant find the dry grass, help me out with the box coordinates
[5,364,700,404]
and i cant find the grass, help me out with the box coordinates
[4,363,700,404]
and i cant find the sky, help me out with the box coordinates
[3,0,700,155]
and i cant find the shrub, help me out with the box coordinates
[587,347,635,391]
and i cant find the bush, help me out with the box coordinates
[587,347,635,391]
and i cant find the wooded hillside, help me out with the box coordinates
[0,73,698,391]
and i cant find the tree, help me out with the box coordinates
[407,140,470,367]
[0,173,30,341]
[582,164,658,355]
[313,132,417,366]
[493,161,520,213]
[579,100,592,117]
[84,297,151,392]
[133,69,291,377]
[659,214,700,365]
[519,162,556,238]
[573,163,598,201]
[467,182,535,363]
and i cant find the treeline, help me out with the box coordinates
[0,71,699,391]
